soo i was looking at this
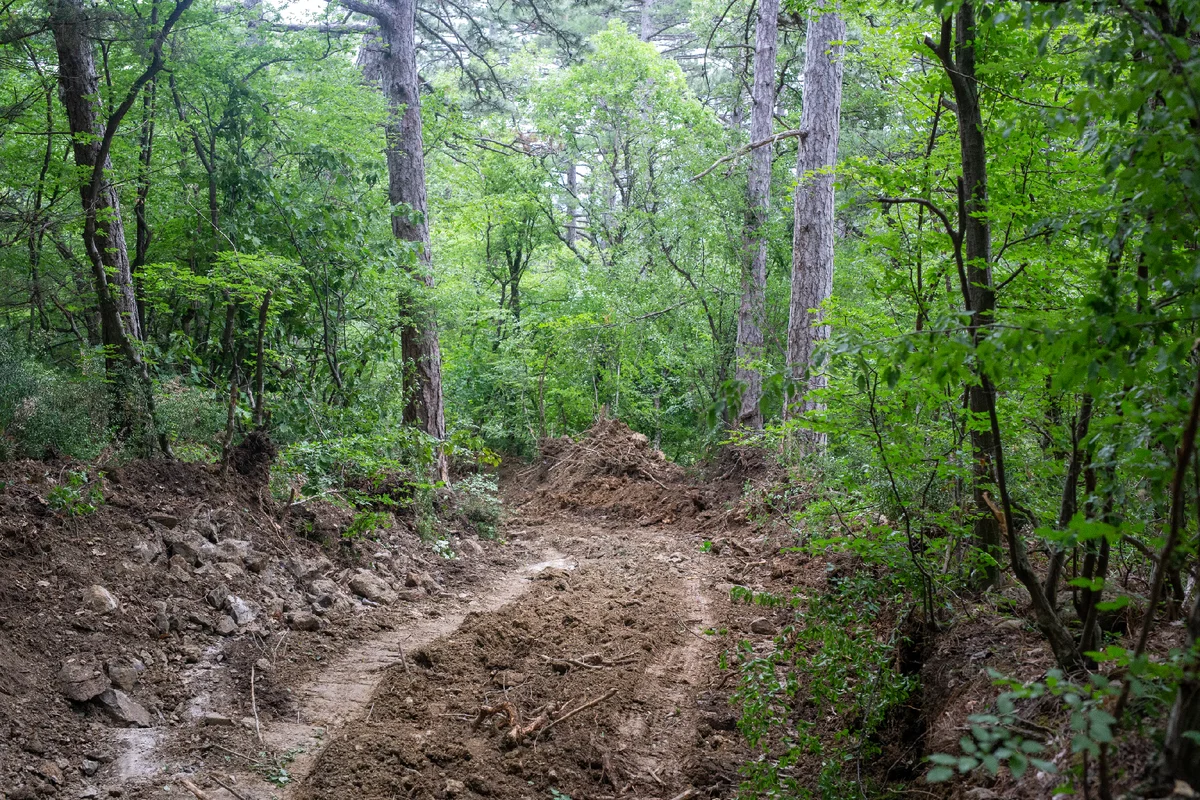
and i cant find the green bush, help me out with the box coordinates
[156,380,227,462]
[0,340,109,461]
[455,472,501,538]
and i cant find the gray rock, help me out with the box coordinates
[97,689,151,728]
[59,663,110,702]
[348,571,397,604]
[131,538,164,564]
[205,584,230,610]
[33,760,64,786]
[82,585,118,615]
[254,658,271,672]
[285,611,321,632]
[80,787,100,798]
[148,512,180,529]
[105,660,139,693]
[215,616,238,636]
[224,595,258,626]
[80,759,101,777]
[444,779,465,796]
[163,531,216,566]
[201,713,235,727]
[405,571,440,593]
[243,552,268,573]
[307,578,340,596]
[749,617,777,636]
[215,561,245,579]
[287,555,334,583]
[215,539,252,564]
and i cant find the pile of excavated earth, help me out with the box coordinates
[527,417,717,528]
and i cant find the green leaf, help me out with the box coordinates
[926,766,955,783]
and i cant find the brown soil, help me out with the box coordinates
[522,417,716,528]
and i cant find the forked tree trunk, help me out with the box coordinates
[49,0,189,454]
[786,10,845,443]
[345,0,448,481]
[50,0,143,354]
[733,0,779,431]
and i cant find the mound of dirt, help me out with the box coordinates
[528,418,712,526]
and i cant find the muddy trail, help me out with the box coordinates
[294,518,736,800]
[0,420,783,800]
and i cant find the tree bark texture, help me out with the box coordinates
[639,0,654,41]
[733,0,779,431]
[786,10,844,442]
[49,0,143,353]
[348,0,448,476]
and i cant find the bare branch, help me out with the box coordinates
[692,128,807,181]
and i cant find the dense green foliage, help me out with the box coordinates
[4,0,1200,793]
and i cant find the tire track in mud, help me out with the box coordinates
[266,549,576,793]
[290,523,736,800]
[112,547,574,794]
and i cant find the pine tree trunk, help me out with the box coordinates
[639,0,654,41]
[734,0,780,430]
[786,11,845,444]
[373,0,449,480]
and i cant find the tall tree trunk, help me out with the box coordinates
[348,0,448,480]
[639,0,654,41]
[133,73,157,337]
[50,0,143,355]
[786,10,845,444]
[48,0,191,455]
[734,0,779,431]
[927,6,1000,585]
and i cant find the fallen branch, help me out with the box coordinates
[667,789,698,800]
[539,688,618,737]
[250,665,263,744]
[178,779,217,800]
[474,688,618,745]
[541,652,638,671]
[210,775,253,800]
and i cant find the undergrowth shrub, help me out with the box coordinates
[455,472,501,538]
[0,340,109,460]
[156,380,226,462]
[46,469,105,516]
[732,534,922,799]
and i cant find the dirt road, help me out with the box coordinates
[169,513,746,800]
[286,517,739,800]
[0,423,769,800]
